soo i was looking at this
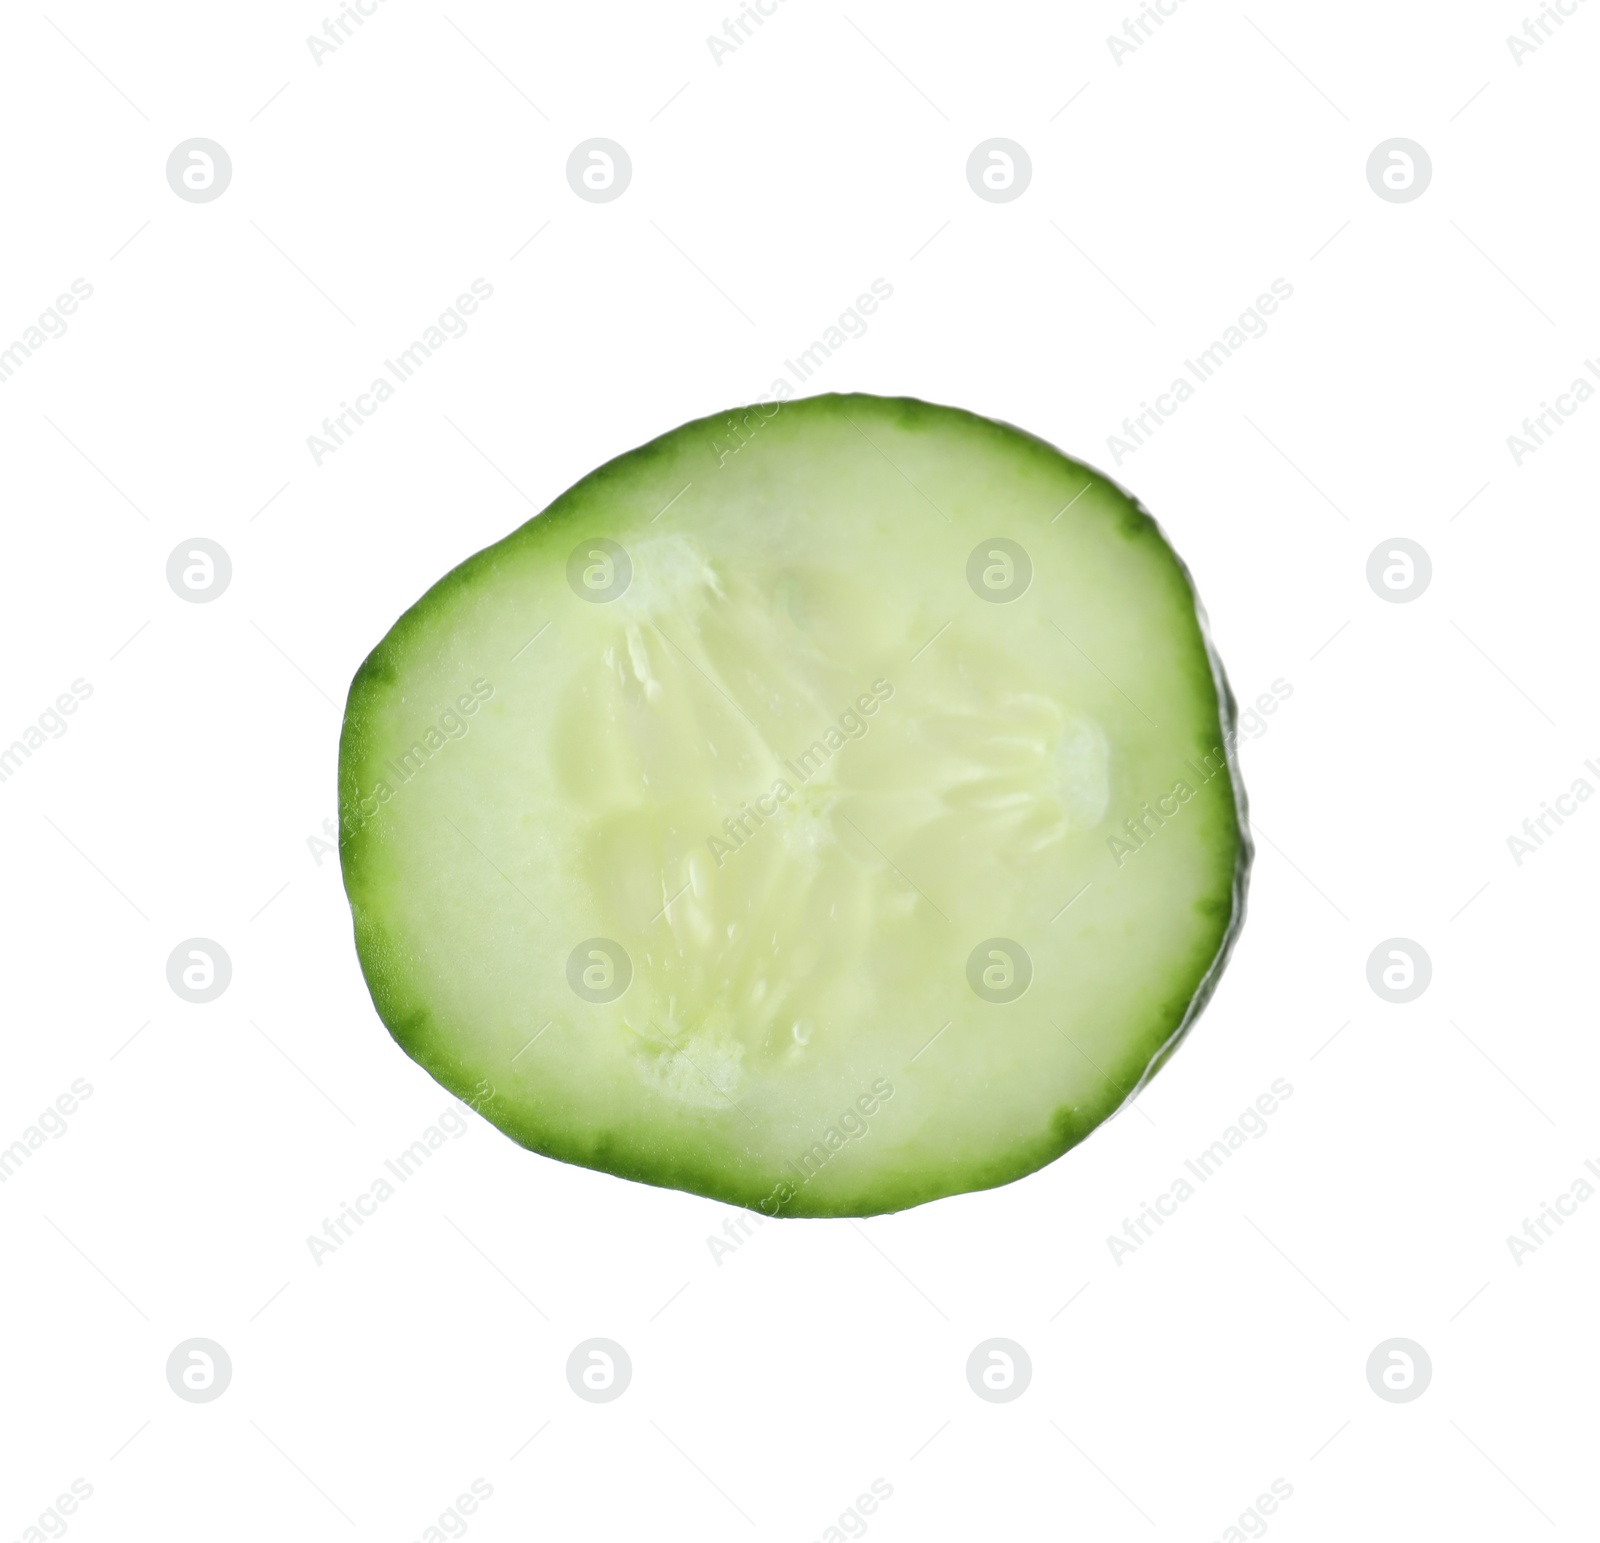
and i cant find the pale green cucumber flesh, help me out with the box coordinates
[339,393,1249,1217]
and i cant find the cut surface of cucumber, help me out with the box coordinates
[339,394,1249,1217]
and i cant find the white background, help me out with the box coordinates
[2,1,1597,1538]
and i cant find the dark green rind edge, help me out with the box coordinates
[337,393,1252,1219]
[1113,496,1253,1106]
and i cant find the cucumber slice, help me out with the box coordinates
[339,394,1248,1217]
